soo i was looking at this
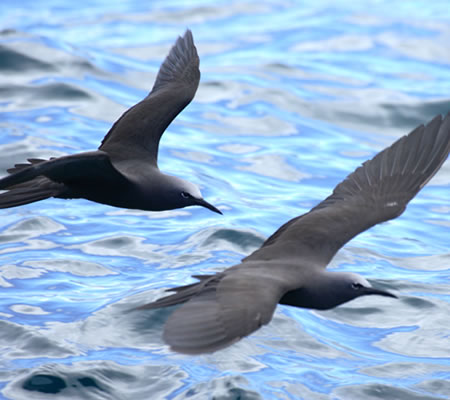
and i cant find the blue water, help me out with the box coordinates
[0,1,449,399]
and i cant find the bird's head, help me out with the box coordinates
[304,271,397,310]
[327,271,397,309]
[163,175,222,215]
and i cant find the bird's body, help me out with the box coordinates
[137,113,450,355]
[0,30,221,215]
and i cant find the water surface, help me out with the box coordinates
[0,1,449,399]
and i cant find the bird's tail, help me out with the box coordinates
[0,159,63,208]
[0,182,59,208]
[0,158,46,189]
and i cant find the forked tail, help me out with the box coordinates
[0,159,63,208]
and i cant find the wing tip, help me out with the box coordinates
[150,28,199,94]
[167,338,240,355]
[181,29,194,45]
[165,328,240,355]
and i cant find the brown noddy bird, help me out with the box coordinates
[136,113,450,354]
[0,30,221,215]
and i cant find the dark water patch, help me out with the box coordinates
[202,228,264,253]
[22,258,116,277]
[379,100,450,131]
[182,375,262,400]
[129,305,172,334]
[19,370,106,397]
[4,361,188,400]
[22,374,102,394]
[400,296,436,309]
[22,374,67,393]
[0,29,17,36]
[0,45,56,73]
[360,361,450,379]
[334,382,445,400]
[71,234,162,260]
[0,136,66,174]
[0,31,104,80]
[36,83,91,101]
[298,99,450,140]
[343,100,450,136]
[0,82,91,103]
[416,379,450,399]
[0,320,78,360]
[329,305,388,318]
[10,304,49,315]
[0,216,65,244]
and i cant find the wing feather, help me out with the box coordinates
[99,30,200,164]
[144,268,289,354]
[245,113,450,266]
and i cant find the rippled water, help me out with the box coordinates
[0,1,449,399]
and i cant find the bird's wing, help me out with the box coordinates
[138,266,293,354]
[99,30,200,165]
[0,150,129,189]
[245,113,450,266]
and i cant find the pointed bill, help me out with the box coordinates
[195,198,222,214]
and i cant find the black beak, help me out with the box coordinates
[364,287,398,299]
[195,198,222,215]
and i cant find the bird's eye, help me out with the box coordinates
[181,191,190,199]
[351,282,363,290]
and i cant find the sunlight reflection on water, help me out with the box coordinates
[0,1,449,399]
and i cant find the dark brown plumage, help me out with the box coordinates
[0,30,221,215]
[137,113,450,354]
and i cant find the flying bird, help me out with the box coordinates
[0,30,221,215]
[137,113,450,354]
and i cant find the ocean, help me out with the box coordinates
[0,1,449,399]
